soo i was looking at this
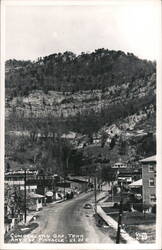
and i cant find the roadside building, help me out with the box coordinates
[69,180,88,193]
[128,179,143,199]
[140,155,156,208]
[57,179,89,194]
[118,176,132,185]
[113,167,142,186]
[27,192,44,211]
[117,169,133,185]
[67,176,89,193]
[5,169,38,192]
[36,174,59,198]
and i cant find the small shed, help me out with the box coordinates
[27,192,44,211]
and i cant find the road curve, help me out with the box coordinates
[20,192,113,243]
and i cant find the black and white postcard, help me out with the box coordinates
[0,0,162,249]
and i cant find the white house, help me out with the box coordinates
[112,162,127,169]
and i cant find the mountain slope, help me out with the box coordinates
[5,49,156,172]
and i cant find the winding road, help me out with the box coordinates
[21,191,113,243]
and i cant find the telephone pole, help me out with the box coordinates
[94,175,97,213]
[116,183,123,244]
[64,175,66,199]
[24,169,27,223]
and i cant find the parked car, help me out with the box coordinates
[83,203,92,209]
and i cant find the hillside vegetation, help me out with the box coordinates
[6,49,155,96]
[5,49,156,174]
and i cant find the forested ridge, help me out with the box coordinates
[5,48,155,97]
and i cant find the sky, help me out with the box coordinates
[5,0,160,61]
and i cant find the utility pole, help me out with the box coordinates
[43,174,46,206]
[64,175,66,200]
[94,175,97,213]
[111,182,114,202]
[24,169,27,224]
[116,183,123,244]
[52,175,55,201]
[64,156,69,200]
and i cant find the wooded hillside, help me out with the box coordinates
[5,49,155,97]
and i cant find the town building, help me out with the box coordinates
[27,192,44,211]
[112,162,127,168]
[128,179,143,198]
[69,179,89,193]
[5,169,38,192]
[140,155,156,207]
[57,176,90,194]
[112,166,142,186]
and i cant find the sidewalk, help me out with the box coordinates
[96,205,139,244]
[97,191,108,202]
[90,190,108,204]
[51,198,65,204]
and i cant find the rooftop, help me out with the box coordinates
[129,179,142,187]
[28,192,44,199]
[140,155,156,163]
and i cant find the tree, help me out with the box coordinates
[118,138,127,155]
[68,149,84,175]
[109,137,116,150]
[101,165,115,183]
[5,49,155,97]
[5,185,24,220]
[61,139,74,177]
[101,131,108,148]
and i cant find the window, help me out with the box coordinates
[149,178,155,187]
[148,165,154,172]
[150,194,156,202]
[38,198,42,204]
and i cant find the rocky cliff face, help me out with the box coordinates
[6,72,156,119]
[5,50,156,167]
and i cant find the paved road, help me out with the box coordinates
[21,191,113,243]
